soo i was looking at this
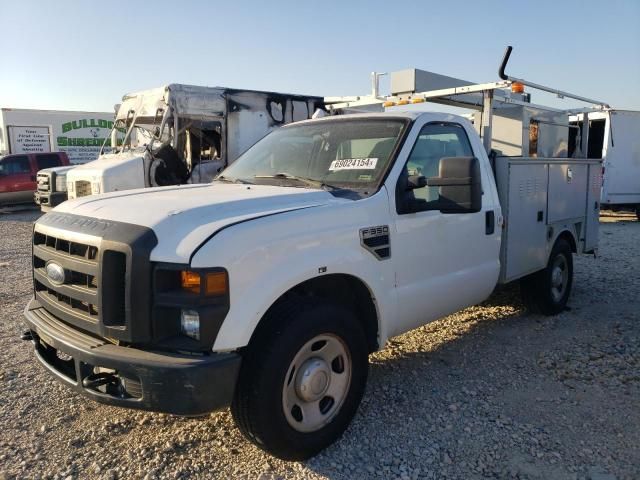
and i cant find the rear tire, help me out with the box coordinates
[521,238,573,315]
[231,298,369,460]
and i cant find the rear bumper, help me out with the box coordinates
[23,299,241,415]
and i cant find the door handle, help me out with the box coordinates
[485,210,495,235]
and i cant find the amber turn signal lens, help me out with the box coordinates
[181,271,201,293]
[511,82,525,93]
[205,272,227,296]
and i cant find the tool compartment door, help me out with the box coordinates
[498,161,549,282]
[547,163,588,224]
[584,162,602,253]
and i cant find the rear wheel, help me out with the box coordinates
[231,298,368,460]
[521,238,573,315]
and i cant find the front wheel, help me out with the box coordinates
[521,238,574,315]
[231,299,368,460]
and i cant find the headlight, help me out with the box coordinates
[55,174,68,192]
[154,266,229,349]
[91,181,101,194]
[67,181,74,192]
[180,309,200,340]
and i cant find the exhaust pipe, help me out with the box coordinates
[498,45,513,80]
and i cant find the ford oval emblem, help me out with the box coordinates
[45,262,66,286]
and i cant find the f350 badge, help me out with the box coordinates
[360,225,391,260]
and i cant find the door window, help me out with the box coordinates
[398,123,473,212]
[36,154,62,170]
[0,155,31,175]
[187,121,222,163]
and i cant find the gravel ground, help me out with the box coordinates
[0,209,638,480]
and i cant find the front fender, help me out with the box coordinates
[190,191,397,352]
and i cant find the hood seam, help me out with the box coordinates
[188,204,322,265]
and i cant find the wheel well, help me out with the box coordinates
[556,230,577,253]
[251,274,379,353]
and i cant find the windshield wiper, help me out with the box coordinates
[215,175,254,185]
[254,173,340,191]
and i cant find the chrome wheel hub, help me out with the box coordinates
[295,358,331,402]
[550,254,568,302]
[282,334,352,433]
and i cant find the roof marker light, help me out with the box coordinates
[511,82,525,93]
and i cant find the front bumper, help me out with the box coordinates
[23,299,241,415]
[34,191,67,209]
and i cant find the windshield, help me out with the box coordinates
[218,118,408,193]
[108,114,168,154]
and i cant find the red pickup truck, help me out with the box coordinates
[0,152,70,207]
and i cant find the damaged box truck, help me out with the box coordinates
[64,85,323,199]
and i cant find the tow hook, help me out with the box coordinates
[21,330,34,341]
[82,372,119,389]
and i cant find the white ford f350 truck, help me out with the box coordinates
[22,49,604,459]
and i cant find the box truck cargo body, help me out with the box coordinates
[0,108,115,164]
[569,110,640,216]
[65,85,323,199]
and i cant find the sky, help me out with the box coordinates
[1,0,639,113]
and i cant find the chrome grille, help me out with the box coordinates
[37,172,51,193]
[31,212,156,343]
[75,180,92,197]
[33,231,101,325]
[33,231,98,260]
[34,282,99,318]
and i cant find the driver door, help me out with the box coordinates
[389,121,500,336]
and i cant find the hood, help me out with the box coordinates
[53,183,338,263]
[66,151,144,179]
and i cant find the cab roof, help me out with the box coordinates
[294,110,470,124]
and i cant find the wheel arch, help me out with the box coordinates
[554,228,577,253]
[247,274,380,354]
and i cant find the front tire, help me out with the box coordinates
[521,238,573,315]
[231,298,369,460]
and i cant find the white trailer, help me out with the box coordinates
[569,110,640,218]
[0,108,115,164]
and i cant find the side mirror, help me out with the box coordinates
[427,156,482,213]
[406,174,426,190]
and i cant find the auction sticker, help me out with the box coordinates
[329,158,378,171]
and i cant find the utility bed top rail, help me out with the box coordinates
[325,46,610,157]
